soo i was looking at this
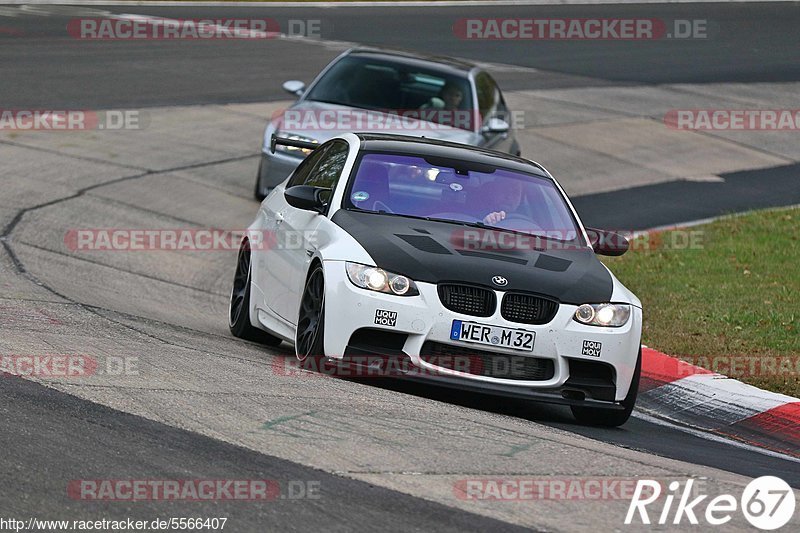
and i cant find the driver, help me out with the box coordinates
[482,180,524,225]
[420,82,464,112]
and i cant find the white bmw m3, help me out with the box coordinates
[230,133,642,426]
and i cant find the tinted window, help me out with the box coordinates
[474,71,506,121]
[304,140,349,190]
[304,55,474,131]
[345,152,580,242]
[287,146,328,188]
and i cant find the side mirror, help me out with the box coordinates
[481,117,510,135]
[284,185,329,213]
[586,228,629,256]
[282,80,306,97]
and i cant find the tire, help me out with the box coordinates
[254,161,266,201]
[229,240,282,345]
[571,347,641,427]
[295,264,326,362]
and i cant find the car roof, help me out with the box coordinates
[353,133,549,178]
[345,47,477,75]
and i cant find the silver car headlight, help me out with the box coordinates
[345,262,419,297]
[274,132,318,155]
[573,303,631,327]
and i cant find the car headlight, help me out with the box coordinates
[573,303,631,327]
[345,262,419,296]
[275,132,318,155]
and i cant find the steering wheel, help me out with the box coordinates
[373,200,394,213]
[493,213,543,233]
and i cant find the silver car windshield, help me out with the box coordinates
[345,153,581,242]
[304,56,475,132]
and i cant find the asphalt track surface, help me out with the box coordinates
[574,162,800,229]
[0,376,529,532]
[2,2,800,108]
[2,2,800,530]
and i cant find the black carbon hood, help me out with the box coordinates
[331,210,614,304]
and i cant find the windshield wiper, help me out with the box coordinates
[354,210,488,229]
[423,216,484,228]
[350,209,575,243]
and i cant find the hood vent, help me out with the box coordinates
[457,249,528,265]
[534,254,571,272]
[397,234,452,255]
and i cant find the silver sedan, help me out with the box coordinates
[255,47,521,199]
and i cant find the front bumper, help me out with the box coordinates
[399,372,626,410]
[322,260,642,404]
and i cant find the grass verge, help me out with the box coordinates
[602,206,799,397]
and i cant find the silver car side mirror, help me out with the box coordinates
[481,117,510,134]
[282,80,306,97]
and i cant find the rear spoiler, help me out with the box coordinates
[269,134,320,154]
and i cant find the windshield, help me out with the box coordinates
[344,153,582,242]
[304,55,475,132]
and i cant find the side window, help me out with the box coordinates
[286,146,328,188]
[303,140,349,190]
[474,71,502,121]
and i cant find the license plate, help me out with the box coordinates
[450,320,535,352]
